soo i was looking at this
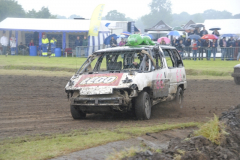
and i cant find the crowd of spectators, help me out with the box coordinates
[169,27,240,61]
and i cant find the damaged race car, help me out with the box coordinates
[232,64,240,85]
[65,45,187,120]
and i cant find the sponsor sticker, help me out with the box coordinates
[75,73,123,87]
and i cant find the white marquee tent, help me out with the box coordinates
[0,18,111,55]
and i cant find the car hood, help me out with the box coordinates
[65,73,136,95]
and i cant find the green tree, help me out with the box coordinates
[105,10,127,21]
[0,0,25,22]
[141,0,172,28]
[233,14,240,19]
[26,7,56,19]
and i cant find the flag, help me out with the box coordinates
[88,4,105,36]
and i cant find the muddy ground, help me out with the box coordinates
[0,75,239,139]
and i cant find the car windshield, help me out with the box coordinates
[77,50,154,74]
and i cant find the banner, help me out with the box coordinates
[88,4,105,36]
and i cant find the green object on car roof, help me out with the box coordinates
[126,34,155,46]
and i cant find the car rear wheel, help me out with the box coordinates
[134,91,151,120]
[234,77,240,85]
[70,105,86,119]
[175,87,184,108]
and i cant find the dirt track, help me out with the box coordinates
[0,75,239,139]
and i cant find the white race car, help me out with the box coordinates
[65,45,187,120]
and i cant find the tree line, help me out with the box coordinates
[0,0,239,33]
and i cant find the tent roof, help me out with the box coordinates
[145,20,172,32]
[204,19,240,35]
[0,18,110,32]
[179,20,195,31]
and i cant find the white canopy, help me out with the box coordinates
[0,18,110,32]
[204,19,240,35]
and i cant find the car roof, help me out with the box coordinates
[93,45,176,54]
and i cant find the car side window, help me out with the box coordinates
[162,49,175,68]
[154,53,162,70]
[171,49,183,67]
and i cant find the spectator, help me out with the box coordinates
[29,39,34,46]
[42,34,49,57]
[184,38,191,59]
[171,37,178,47]
[200,27,208,37]
[201,39,208,60]
[10,34,16,55]
[75,36,82,57]
[50,37,57,57]
[182,32,186,43]
[18,42,26,55]
[227,37,235,60]
[197,39,203,60]
[237,39,240,61]
[0,32,8,55]
[212,39,218,61]
[234,38,239,60]
[191,39,198,61]
[212,29,220,37]
[110,37,117,47]
[160,39,166,45]
[194,28,201,36]
[206,39,213,60]
[82,36,88,57]
[119,38,125,46]
[188,29,194,36]
[219,37,227,60]
[176,39,185,57]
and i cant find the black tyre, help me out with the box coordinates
[134,92,151,120]
[70,105,86,119]
[175,87,184,108]
[234,77,240,85]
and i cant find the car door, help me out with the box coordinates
[162,49,179,94]
[152,49,170,98]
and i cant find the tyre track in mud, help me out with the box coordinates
[0,75,239,139]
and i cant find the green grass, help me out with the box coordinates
[0,122,199,160]
[0,55,239,78]
[194,115,228,145]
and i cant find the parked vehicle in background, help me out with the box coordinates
[232,64,240,85]
[65,45,187,120]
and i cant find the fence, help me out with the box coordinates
[0,43,240,61]
[177,47,240,61]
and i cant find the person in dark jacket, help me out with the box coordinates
[110,37,117,47]
[171,37,178,47]
[206,39,213,60]
[176,40,185,57]
[188,30,194,36]
[197,39,203,60]
[237,39,240,61]
[219,37,227,60]
[227,37,235,60]
[194,28,201,36]
[82,36,88,57]
[212,39,218,60]
[212,29,220,37]
[75,36,82,57]
[184,38,192,59]
[200,27,208,37]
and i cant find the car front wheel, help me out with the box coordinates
[70,105,86,119]
[134,91,152,120]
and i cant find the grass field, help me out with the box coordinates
[0,122,199,160]
[0,55,239,79]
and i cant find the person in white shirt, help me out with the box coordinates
[10,34,16,55]
[0,32,8,55]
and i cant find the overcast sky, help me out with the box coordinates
[16,0,240,19]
